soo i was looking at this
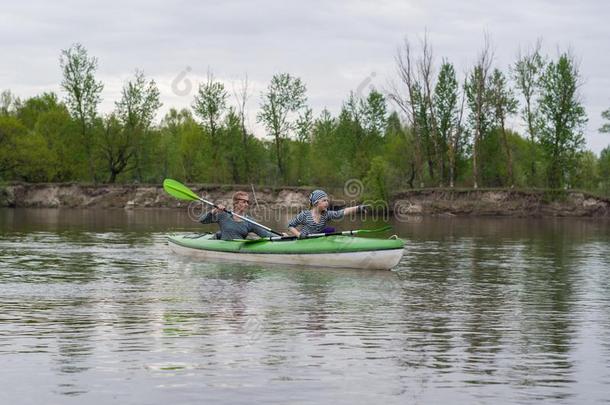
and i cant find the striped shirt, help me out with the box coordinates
[288,209,344,236]
[200,211,273,240]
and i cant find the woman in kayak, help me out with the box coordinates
[200,191,274,240]
[287,189,366,238]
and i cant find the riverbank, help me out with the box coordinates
[1,183,609,217]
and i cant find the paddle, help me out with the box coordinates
[241,225,393,243]
[163,178,282,236]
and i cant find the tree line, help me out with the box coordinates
[1,39,609,199]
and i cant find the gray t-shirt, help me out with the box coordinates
[200,211,273,240]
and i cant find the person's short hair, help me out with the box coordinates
[233,191,250,203]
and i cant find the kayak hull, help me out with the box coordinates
[167,234,404,270]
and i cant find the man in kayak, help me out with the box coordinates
[200,191,274,240]
[287,189,366,238]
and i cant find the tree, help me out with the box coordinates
[34,102,80,181]
[464,37,494,189]
[537,53,587,188]
[364,156,390,203]
[178,116,209,182]
[16,92,63,129]
[1,90,20,116]
[112,70,162,182]
[158,108,192,180]
[310,109,341,185]
[232,75,252,180]
[192,71,228,180]
[417,35,443,185]
[434,61,461,187]
[600,108,610,133]
[599,147,610,195]
[257,73,307,179]
[570,151,598,190]
[489,69,518,186]
[292,106,313,184]
[222,109,247,183]
[512,40,545,184]
[338,94,369,179]
[391,37,434,187]
[384,112,418,189]
[60,43,104,181]
[362,90,387,138]
[0,116,27,177]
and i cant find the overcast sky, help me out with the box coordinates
[2,0,609,153]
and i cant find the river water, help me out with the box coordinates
[0,208,609,404]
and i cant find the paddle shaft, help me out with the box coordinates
[247,227,390,242]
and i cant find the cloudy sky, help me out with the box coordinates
[2,0,609,153]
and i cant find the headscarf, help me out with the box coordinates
[309,189,328,206]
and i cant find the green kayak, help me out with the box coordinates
[167,234,405,270]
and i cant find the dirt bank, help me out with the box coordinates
[1,183,609,217]
[0,183,314,210]
[391,189,610,217]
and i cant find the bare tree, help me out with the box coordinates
[232,75,251,180]
[390,37,425,187]
[417,35,443,185]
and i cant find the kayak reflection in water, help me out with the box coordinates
[288,189,367,238]
[199,191,274,240]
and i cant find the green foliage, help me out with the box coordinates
[464,58,494,188]
[478,129,507,187]
[60,43,104,181]
[0,116,28,178]
[383,113,417,189]
[538,53,588,188]
[192,73,227,181]
[178,119,209,182]
[598,147,610,195]
[0,42,604,198]
[110,70,162,183]
[1,90,20,116]
[257,73,308,179]
[570,151,598,190]
[35,106,82,181]
[434,61,467,187]
[363,156,390,205]
[16,93,64,129]
[13,131,57,182]
[309,109,344,186]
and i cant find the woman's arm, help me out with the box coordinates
[199,204,226,224]
[341,205,368,216]
[287,211,306,237]
[199,211,217,224]
[287,227,300,237]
